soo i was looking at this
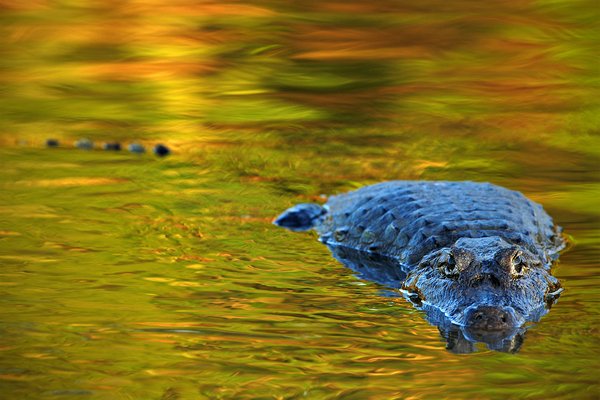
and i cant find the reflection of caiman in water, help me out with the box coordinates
[274,181,566,353]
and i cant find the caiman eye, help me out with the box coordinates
[511,252,527,278]
[439,251,459,277]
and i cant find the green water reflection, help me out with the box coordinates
[0,0,599,399]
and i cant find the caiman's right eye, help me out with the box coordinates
[438,250,459,278]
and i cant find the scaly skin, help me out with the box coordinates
[316,181,563,267]
[275,181,566,352]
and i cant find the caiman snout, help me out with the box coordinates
[465,306,515,331]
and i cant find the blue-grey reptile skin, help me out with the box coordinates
[315,181,563,265]
[275,181,566,352]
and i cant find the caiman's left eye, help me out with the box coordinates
[511,252,527,278]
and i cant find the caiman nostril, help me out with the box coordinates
[466,306,515,331]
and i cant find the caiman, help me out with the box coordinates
[274,181,566,353]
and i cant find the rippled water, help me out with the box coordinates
[1,1,599,399]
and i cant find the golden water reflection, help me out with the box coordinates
[0,0,599,399]
[0,0,597,144]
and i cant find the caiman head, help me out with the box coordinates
[402,236,563,350]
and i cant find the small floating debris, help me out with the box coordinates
[153,144,170,157]
[103,142,121,151]
[128,143,145,153]
[46,139,59,147]
[75,138,94,150]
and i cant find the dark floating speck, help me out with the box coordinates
[46,139,59,147]
[103,142,121,151]
[153,144,170,157]
[75,138,94,150]
[128,143,145,153]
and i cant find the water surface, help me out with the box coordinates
[0,0,599,399]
